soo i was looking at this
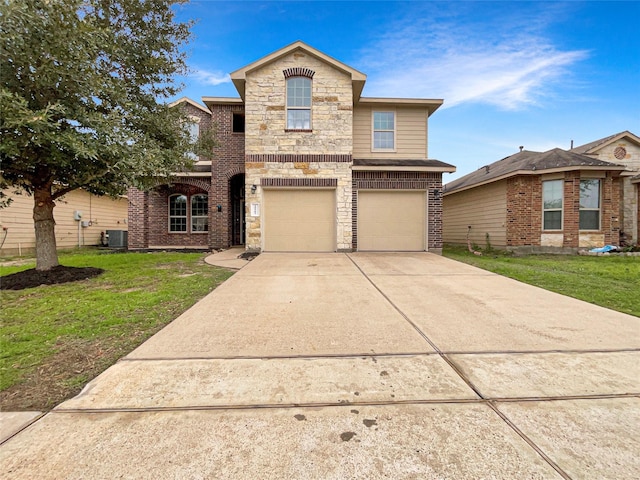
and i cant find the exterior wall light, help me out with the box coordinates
[251,184,257,194]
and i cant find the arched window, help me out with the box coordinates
[169,194,188,232]
[169,193,208,233]
[286,77,311,130]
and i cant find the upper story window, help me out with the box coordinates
[373,111,395,150]
[579,179,600,230]
[186,118,200,160]
[542,179,563,230]
[232,113,245,133]
[286,77,311,130]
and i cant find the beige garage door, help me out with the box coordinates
[358,190,426,251]
[263,189,335,252]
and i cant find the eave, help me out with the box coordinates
[229,40,367,103]
[168,97,211,115]
[444,165,626,196]
[358,97,444,115]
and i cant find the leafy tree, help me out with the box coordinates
[1,0,209,270]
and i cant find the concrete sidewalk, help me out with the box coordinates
[1,253,638,479]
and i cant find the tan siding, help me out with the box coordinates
[0,189,128,255]
[353,106,428,159]
[443,180,507,247]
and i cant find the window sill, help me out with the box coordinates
[285,129,312,133]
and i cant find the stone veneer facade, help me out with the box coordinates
[586,140,640,243]
[243,51,355,251]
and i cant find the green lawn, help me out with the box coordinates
[0,250,233,410]
[443,246,640,317]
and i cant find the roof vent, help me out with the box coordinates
[485,165,490,173]
[519,146,524,152]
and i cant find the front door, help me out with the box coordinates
[230,174,245,245]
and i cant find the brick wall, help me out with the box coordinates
[352,171,444,251]
[505,172,621,250]
[127,187,148,248]
[127,101,246,250]
[506,176,541,247]
[209,103,245,248]
[147,182,210,248]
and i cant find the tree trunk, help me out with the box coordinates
[33,186,59,271]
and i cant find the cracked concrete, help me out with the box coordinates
[1,252,638,479]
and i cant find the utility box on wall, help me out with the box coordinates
[107,230,128,248]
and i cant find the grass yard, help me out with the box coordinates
[0,250,233,411]
[443,246,640,317]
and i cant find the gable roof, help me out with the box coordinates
[168,97,211,115]
[229,40,367,102]
[444,148,625,195]
[570,131,640,154]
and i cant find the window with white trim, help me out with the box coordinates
[169,194,188,232]
[286,77,311,129]
[191,194,209,232]
[579,179,600,230]
[373,111,395,150]
[169,193,208,233]
[542,180,563,230]
[186,119,199,160]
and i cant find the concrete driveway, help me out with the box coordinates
[1,252,638,479]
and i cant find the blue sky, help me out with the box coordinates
[172,0,640,182]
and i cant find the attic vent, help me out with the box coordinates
[283,67,315,79]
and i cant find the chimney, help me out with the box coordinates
[519,146,524,152]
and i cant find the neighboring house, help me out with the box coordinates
[442,147,629,253]
[570,131,640,245]
[0,189,128,256]
[127,41,455,253]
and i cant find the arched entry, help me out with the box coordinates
[230,174,245,245]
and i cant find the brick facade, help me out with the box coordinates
[504,172,621,251]
[353,171,444,251]
[209,103,245,248]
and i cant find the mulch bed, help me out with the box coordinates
[0,265,104,290]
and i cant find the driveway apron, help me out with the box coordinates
[1,252,638,479]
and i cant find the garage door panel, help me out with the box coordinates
[358,191,426,251]
[264,189,335,252]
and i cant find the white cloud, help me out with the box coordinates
[358,6,589,110]
[191,68,231,86]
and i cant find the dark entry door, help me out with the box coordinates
[230,174,245,245]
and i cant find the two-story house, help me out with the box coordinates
[127,41,455,253]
